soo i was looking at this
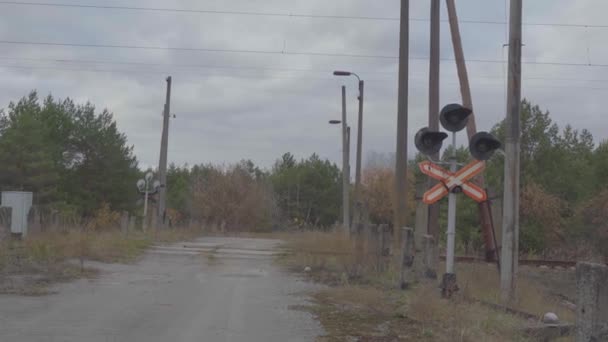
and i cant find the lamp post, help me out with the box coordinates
[333,71,364,225]
[137,172,160,231]
[329,118,351,232]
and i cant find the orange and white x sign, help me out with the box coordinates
[419,160,487,204]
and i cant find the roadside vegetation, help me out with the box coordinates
[1,93,606,258]
[0,218,207,295]
[280,230,576,341]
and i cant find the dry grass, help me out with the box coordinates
[404,285,530,342]
[457,262,575,322]
[279,230,372,285]
[281,230,576,341]
[0,226,206,295]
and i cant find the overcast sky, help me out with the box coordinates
[0,0,607,170]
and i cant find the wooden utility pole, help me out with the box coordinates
[157,76,172,228]
[341,85,350,232]
[446,0,498,262]
[501,0,522,303]
[427,0,441,239]
[394,0,410,238]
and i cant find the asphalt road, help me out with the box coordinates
[0,237,323,342]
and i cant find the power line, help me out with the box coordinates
[3,40,608,69]
[0,56,334,73]
[5,56,608,82]
[0,1,404,20]
[0,63,394,82]
[3,62,608,89]
[0,40,398,59]
[1,1,608,28]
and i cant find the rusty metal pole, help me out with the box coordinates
[394,0,410,242]
[445,0,498,262]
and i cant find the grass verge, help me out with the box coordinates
[0,226,205,295]
[279,230,576,341]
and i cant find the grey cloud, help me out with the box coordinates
[0,0,606,172]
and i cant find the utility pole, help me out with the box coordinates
[394,0,410,239]
[427,0,440,239]
[446,0,498,262]
[353,79,364,224]
[157,76,172,228]
[501,0,522,303]
[341,86,350,232]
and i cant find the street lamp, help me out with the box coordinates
[136,172,160,230]
[329,118,351,230]
[333,70,364,227]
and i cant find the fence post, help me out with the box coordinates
[422,235,438,279]
[354,222,365,258]
[51,210,59,232]
[28,207,41,235]
[414,184,428,244]
[576,262,608,342]
[150,211,158,232]
[378,224,392,272]
[120,211,129,234]
[128,216,136,234]
[399,227,415,289]
[366,224,380,271]
[0,207,11,241]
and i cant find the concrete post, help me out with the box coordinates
[150,212,157,232]
[379,224,392,272]
[128,216,136,233]
[340,85,350,232]
[354,222,365,265]
[157,76,172,229]
[422,235,438,279]
[399,227,415,289]
[500,0,523,303]
[120,211,129,234]
[0,207,11,240]
[367,224,380,271]
[394,0,410,241]
[576,262,608,342]
[414,184,428,247]
[29,207,41,235]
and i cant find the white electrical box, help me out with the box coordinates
[1,191,33,236]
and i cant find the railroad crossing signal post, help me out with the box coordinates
[446,132,457,277]
[415,104,501,298]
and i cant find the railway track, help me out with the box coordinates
[442,255,584,268]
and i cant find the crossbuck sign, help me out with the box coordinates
[419,160,487,204]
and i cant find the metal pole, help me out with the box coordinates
[143,188,149,219]
[354,79,364,221]
[158,76,172,228]
[446,0,498,262]
[427,0,441,240]
[394,0,410,241]
[143,185,149,231]
[501,0,522,303]
[446,133,457,274]
[341,86,350,232]
[346,126,351,178]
